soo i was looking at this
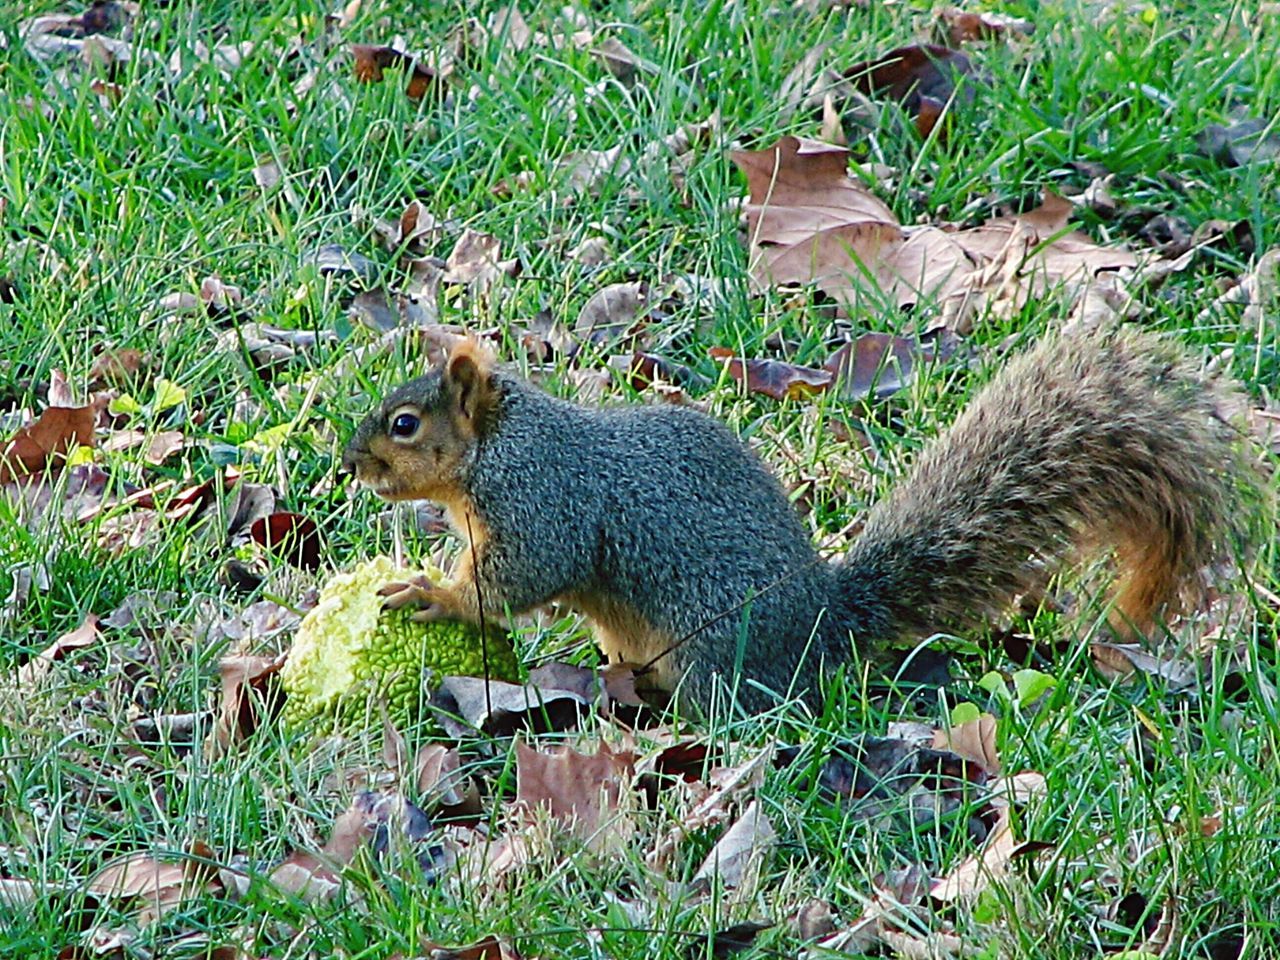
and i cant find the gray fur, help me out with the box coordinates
[347,329,1258,715]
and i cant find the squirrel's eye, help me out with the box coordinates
[389,413,420,438]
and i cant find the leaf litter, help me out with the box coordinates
[4,2,1276,957]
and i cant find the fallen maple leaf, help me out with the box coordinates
[731,136,1138,331]
[932,712,1001,776]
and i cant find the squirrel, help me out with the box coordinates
[340,329,1259,714]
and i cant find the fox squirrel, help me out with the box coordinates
[341,329,1258,713]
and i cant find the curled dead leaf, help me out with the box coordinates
[710,348,833,401]
[350,43,443,100]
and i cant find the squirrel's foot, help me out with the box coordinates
[378,576,464,622]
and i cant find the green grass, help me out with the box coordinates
[1,0,1278,957]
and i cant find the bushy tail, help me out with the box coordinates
[838,328,1261,643]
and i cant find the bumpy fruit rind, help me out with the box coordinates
[279,556,521,732]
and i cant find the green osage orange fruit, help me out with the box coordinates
[279,556,521,732]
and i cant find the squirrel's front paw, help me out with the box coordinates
[378,576,463,622]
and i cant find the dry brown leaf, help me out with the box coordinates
[556,144,630,194]
[777,41,833,124]
[1197,245,1280,330]
[823,332,931,402]
[1089,642,1200,688]
[369,199,445,254]
[690,799,776,892]
[47,369,78,407]
[794,898,838,940]
[710,347,833,400]
[102,429,184,465]
[428,935,526,960]
[413,743,480,815]
[709,332,929,404]
[268,851,340,901]
[937,8,1035,45]
[733,135,896,232]
[17,614,101,687]
[89,348,147,388]
[648,747,773,872]
[731,136,1137,329]
[207,652,286,754]
[350,43,443,100]
[515,739,635,851]
[802,865,935,958]
[843,43,975,138]
[452,830,533,886]
[593,36,650,82]
[567,235,612,266]
[443,228,517,291]
[349,288,437,332]
[488,5,533,51]
[730,136,922,312]
[0,403,97,485]
[0,877,38,911]
[820,92,846,145]
[933,713,1000,776]
[575,281,650,349]
[87,842,221,925]
[989,771,1048,810]
[878,929,970,959]
[429,673,599,738]
[929,811,1050,903]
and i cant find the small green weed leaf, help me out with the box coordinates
[109,393,143,417]
[242,422,293,453]
[1012,669,1057,707]
[950,701,983,726]
[977,670,1011,701]
[151,379,186,412]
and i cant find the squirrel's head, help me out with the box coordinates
[342,339,499,504]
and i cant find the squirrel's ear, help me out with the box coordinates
[445,340,497,430]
